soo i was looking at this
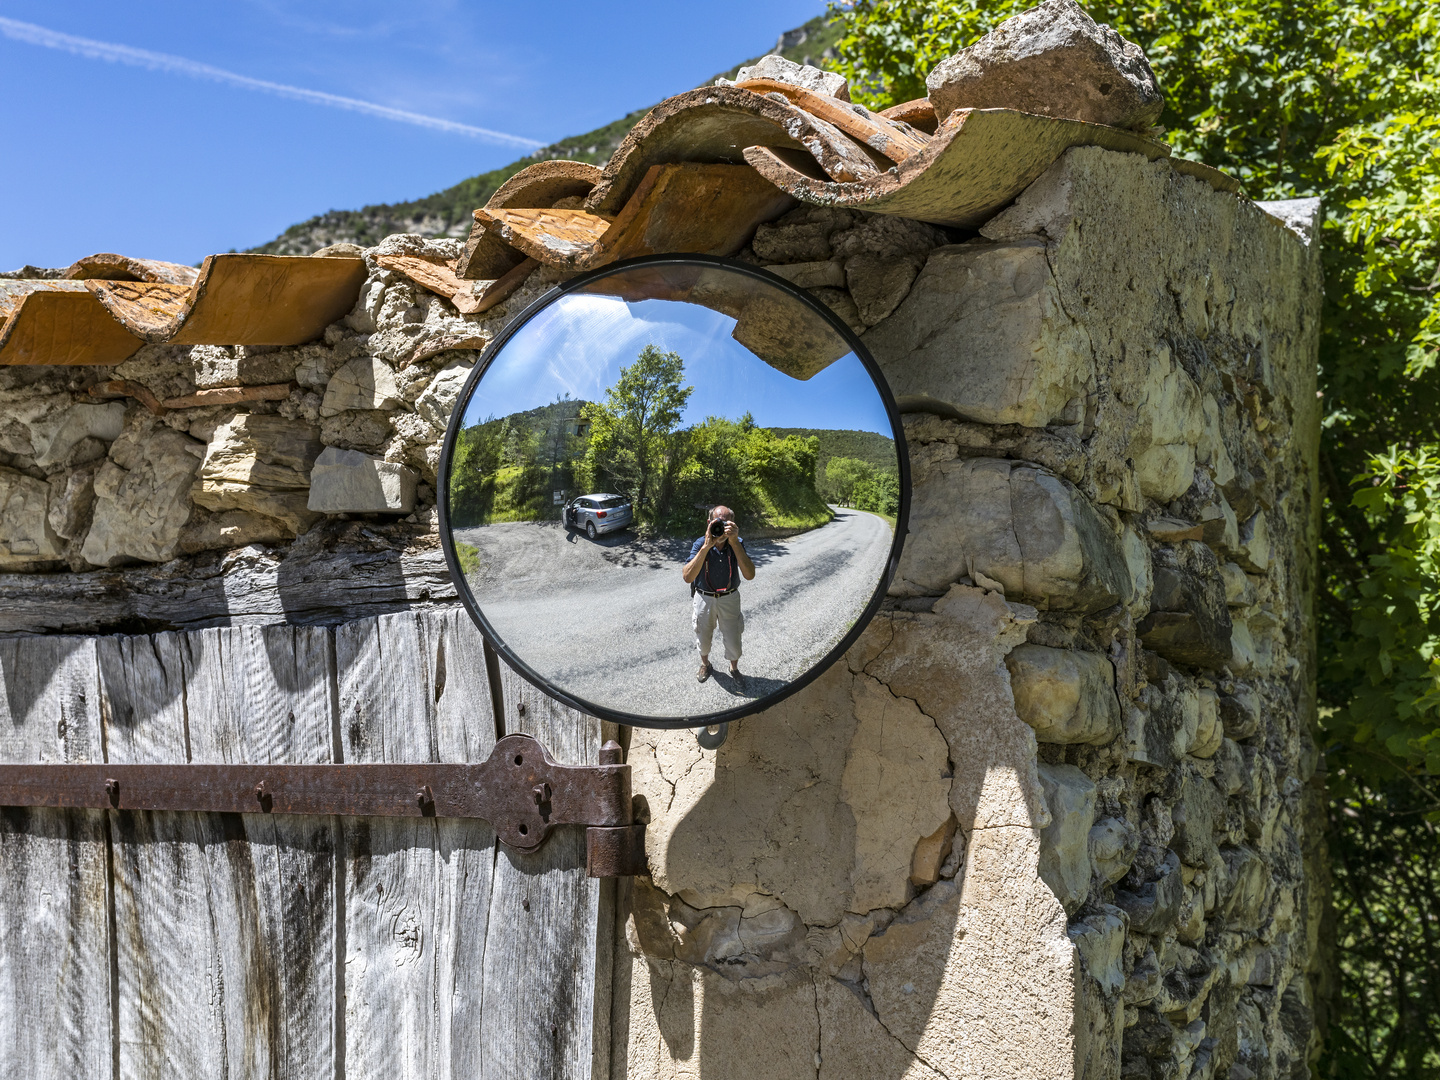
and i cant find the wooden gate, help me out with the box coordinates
[0,609,615,1080]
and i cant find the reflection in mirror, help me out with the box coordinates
[442,258,903,725]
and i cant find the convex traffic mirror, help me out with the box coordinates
[438,255,908,729]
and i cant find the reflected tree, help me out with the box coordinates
[581,345,693,518]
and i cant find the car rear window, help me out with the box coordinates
[597,497,627,509]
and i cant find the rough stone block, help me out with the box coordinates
[765,259,846,290]
[414,357,475,431]
[320,410,392,452]
[190,344,301,388]
[1037,762,1096,911]
[321,355,402,415]
[30,403,126,469]
[1191,688,1222,758]
[752,221,834,263]
[46,461,100,541]
[1007,643,1121,745]
[192,414,323,533]
[1138,541,1233,669]
[1220,845,1268,931]
[1130,348,1206,501]
[862,241,1091,427]
[1113,850,1183,934]
[1129,674,1200,767]
[0,465,65,567]
[843,253,924,326]
[1172,774,1223,867]
[1219,689,1261,740]
[82,423,204,566]
[308,447,417,514]
[1089,816,1139,886]
[1234,510,1271,572]
[898,457,1131,611]
[1221,561,1255,606]
[1069,905,1126,996]
[925,0,1163,130]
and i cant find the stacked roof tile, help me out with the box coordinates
[1,79,1239,368]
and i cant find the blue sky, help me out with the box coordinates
[0,0,823,270]
[463,292,895,437]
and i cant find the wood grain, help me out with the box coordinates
[101,627,340,1079]
[337,609,498,1080]
[98,631,215,1080]
[0,635,112,1080]
[483,660,610,1080]
[181,624,339,1078]
[0,548,457,636]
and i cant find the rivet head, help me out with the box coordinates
[517,701,528,716]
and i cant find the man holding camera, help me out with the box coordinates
[681,505,756,683]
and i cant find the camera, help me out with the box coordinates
[709,519,727,538]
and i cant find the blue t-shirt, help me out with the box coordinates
[688,535,747,593]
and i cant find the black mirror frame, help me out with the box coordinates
[436,253,911,731]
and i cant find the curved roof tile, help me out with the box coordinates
[1,76,1241,367]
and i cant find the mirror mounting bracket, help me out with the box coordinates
[0,733,648,878]
[696,722,729,750]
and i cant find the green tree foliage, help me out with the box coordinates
[663,416,830,536]
[766,427,899,477]
[822,455,877,505]
[830,0,1440,1069]
[582,345,693,517]
[822,455,901,516]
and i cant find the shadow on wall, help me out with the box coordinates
[615,585,1079,1080]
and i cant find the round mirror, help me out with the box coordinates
[437,255,908,728]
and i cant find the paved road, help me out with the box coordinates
[453,508,893,721]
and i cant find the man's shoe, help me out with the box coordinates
[729,665,743,686]
[697,662,713,682]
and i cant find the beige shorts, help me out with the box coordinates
[692,590,744,664]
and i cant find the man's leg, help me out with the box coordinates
[692,593,717,678]
[715,592,744,670]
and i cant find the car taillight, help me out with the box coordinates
[596,511,607,518]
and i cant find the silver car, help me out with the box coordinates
[564,493,633,539]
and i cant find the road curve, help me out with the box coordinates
[453,508,893,721]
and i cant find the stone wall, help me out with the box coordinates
[615,149,1324,1080]
[0,145,1324,1079]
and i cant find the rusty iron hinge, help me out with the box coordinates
[0,733,647,878]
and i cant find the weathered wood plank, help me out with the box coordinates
[0,636,112,1080]
[101,632,217,1079]
[102,627,339,1079]
[181,624,339,1078]
[338,609,497,1080]
[0,548,456,636]
[482,661,609,1080]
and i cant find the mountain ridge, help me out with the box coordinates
[249,17,840,256]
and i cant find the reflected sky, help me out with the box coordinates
[461,292,892,434]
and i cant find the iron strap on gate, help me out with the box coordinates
[0,733,647,878]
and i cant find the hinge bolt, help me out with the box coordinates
[599,740,623,766]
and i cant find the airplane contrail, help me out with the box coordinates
[0,16,545,149]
